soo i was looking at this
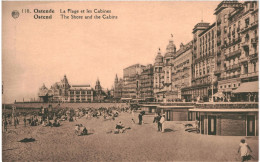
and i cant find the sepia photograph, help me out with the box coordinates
[2,1,259,161]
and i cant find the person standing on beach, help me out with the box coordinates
[153,113,162,132]
[131,110,135,124]
[24,116,26,127]
[160,114,165,132]
[238,138,253,162]
[138,112,143,125]
[4,119,7,132]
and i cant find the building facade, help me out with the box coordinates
[38,75,105,103]
[172,42,193,101]
[214,1,258,101]
[68,85,94,102]
[140,64,154,101]
[122,64,145,99]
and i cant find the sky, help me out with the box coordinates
[2,1,220,103]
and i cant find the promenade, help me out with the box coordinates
[2,112,259,161]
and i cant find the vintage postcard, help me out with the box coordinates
[2,1,259,161]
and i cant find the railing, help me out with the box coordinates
[240,72,258,78]
[225,49,241,59]
[214,68,222,74]
[251,21,258,27]
[219,74,240,81]
[195,102,258,109]
[225,64,240,71]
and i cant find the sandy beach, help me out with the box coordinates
[2,112,259,161]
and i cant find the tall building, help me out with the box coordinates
[153,36,193,102]
[214,1,258,101]
[122,64,145,99]
[172,41,193,101]
[153,48,164,101]
[140,64,154,101]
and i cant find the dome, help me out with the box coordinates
[165,35,176,56]
[154,48,163,66]
[155,49,163,62]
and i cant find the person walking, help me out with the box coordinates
[160,114,165,132]
[238,138,253,162]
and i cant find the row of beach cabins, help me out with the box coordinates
[138,102,258,136]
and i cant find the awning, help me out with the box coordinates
[233,81,259,93]
[213,91,225,98]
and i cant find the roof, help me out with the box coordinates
[189,108,258,112]
[233,81,258,93]
[158,106,194,109]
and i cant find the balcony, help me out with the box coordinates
[225,64,240,71]
[214,69,222,75]
[219,74,240,81]
[225,49,241,59]
[251,21,258,28]
[239,56,249,63]
[240,25,250,33]
[240,72,258,79]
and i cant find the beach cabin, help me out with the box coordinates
[156,103,195,121]
[139,103,159,114]
[189,102,258,136]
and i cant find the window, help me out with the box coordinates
[224,26,227,33]
[224,85,226,88]
[234,84,236,87]
[224,14,227,23]
[238,43,240,49]
[220,86,222,89]
[228,85,231,88]
[245,18,250,27]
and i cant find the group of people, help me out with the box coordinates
[153,113,166,132]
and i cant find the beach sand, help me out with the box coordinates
[2,112,259,161]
